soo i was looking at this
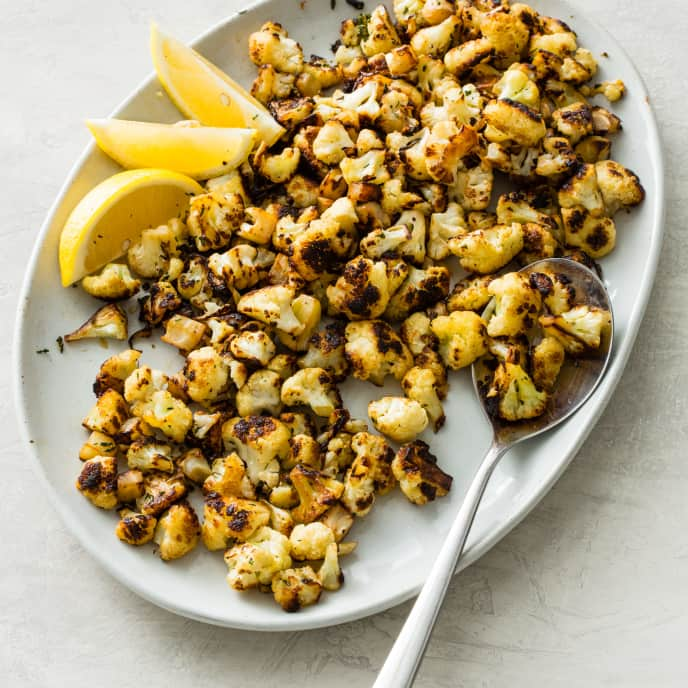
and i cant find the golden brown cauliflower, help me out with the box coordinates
[431,311,488,370]
[154,501,201,561]
[368,396,429,443]
[272,566,322,612]
[392,440,453,505]
[76,456,119,509]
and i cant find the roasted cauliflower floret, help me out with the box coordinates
[410,14,460,57]
[594,160,645,215]
[539,305,611,355]
[427,202,467,261]
[486,272,542,338]
[368,396,428,443]
[203,453,255,499]
[208,245,275,291]
[93,349,141,397]
[290,464,344,524]
[183,346,229,404]
[425,121,479,185]
[126,439,174,474]
[299,322,350,382]
[132,389,192,443]
[558,163,605,215]
[237,285,302,334]
[161,314,207,353]
[359,224,412,259]
[81,263,141,300]
[487,361,549,421]
[340,150,390,186]
[254,144,301,184]
[288,218,354,281]
[449,223,524,274]
[76,456,119,509]
[202,494,271,550]
[187,191,244,252]
[82,388,129,435]
[532,336,566,391]
[115,510,157,545]
[341,432,395,517]
[289,522,335,560]
[285,434,321,471]
[327,256,396,320]
[251,63,295,104]
[236,370,283,417]
[483,98,546,147]
[360,5,402,57]
[179,449,212,485]
[127,219,186,279]
[561,207,616,259]
[276,294,322,352]
[272,565,322,612]
[319,503,354,543]
[444,38,494,76]
[281,368,342,418]
[551,102,593,144]
[64,303,128,342]
[385,266,450,321]
[249,22,304,74]
[136,472,187,517]
[229,326,277,367]
[225,526,292,590]
[345,320,413,386]
[79,430,118,461]
[392,440,452,505]
[222,416,291,488]
[153,501,200,561]
[447,274,494,312]
[402,366,445,432]
[312,120,355,165]
[431,311,488,370]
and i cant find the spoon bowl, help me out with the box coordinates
[473,257,614,447]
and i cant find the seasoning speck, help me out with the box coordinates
[56,336,64,353]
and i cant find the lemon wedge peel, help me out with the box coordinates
[150,23,285,147]
[59,168,203,287]
[85,119,256,180]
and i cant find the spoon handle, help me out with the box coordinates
[372,439,507,688]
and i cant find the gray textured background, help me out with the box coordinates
[2,1,686,686]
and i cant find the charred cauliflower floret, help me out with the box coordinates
[449,223,524,274]
[93,349,140,397]
[272,565,322,612]
[249,22,304,74]
[236,370,283,417]
[289,522,335,560]
[359,224,412,259]
[561,207,616,259]
[136,472,187,517]
[299,322,350,382]
[402,366,445,432]
[82,388,129,435]
[229,326,277,367]
[115,510,157,545]
[392,440,452,505]
[447,274,494,312]
[183,346,229,404]
[539,304,611,355]
[126,218,186,280]
[161,314,207,353]
[290,464,344,523]
[345,320,413,386]
[208,245,275,291]
[594,160,645,215]
[126,439,174,474]
[288,218,354,281]
[312,120,355,164]
[487,361,549,421]
[327,256,397,320]
[79,430,118,461]
[483,98,546,148]
[444,38,494,76]
[341,432,395,517]
[251,64,295,104]
[237,285,303,334]
[202,495,271,550]
[203,453,256,500]
[187,191,244,252]
[551,102,593,144]
[410,14,460,57]
[281,368,342,418]
[368,396,428,443]
[225,526,292,590]
[360,5,401,57]
[340,150,390,186]
[76,456,119,509]
[153,501,200,561]
[254,144,301,184]
[64,303,128,342]
[81,263,141,300]
[532,336,566,391]
[285,433,321,471]
[486,271,542,338]
[425,122,479,185]
[384,265,450,321]
[431,311,488,370]
[222,416,291,488]
[558,163,605,215]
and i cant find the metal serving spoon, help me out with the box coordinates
[373,258,614,688]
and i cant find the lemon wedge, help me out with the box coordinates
[59,168,203,286]
[151,23,285,146]
[86,119,256,180]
